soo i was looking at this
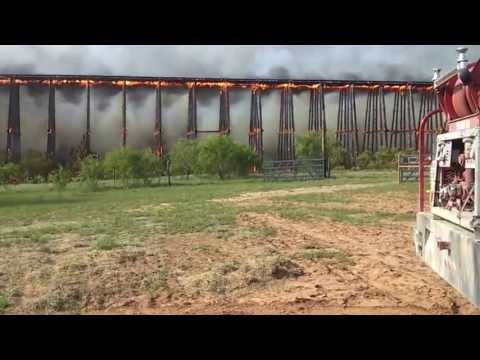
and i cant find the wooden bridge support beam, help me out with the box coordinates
[122,81,127,147]
[277,86,295,160]
[362,86,388,153]
[219,87,231,135]
[249,88,263,165]
[154,83,164,157]
[389,87,416,151]
[187,84,197,139]
[336,86,359,163]
[47,81,56,158]
[308,86,327,156]
[6,79,21,162]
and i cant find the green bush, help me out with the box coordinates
[196,135,256,179]
[20,150,57,181]
[170,139,200,179]
[356,147,401,170]
[375,147,400,169]
[139,149,165,185]
[93,235,118,250]
[296,132,324,159]
[329,144,348,168]
[79,155,104,191]
[0,163,23,188]
[293,131,357,169]
[357,151,375,170]
[104,146,163,187]
[48,166,71,191]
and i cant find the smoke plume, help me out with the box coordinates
[1,45,480,157]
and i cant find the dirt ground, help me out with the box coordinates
[100,184,479,315]
[2,182,480,315]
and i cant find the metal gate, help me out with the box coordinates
[263,158,330,181]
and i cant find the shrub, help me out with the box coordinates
[104,146,162,187]
[327,142,348,169]
[20,150,57,181]
[0,163,23,188]
[302,130,348,169]
[139,149,165,185]
[79,155,104,191]
[375,147,400,169]
[357,151,375,170]
[48,166,71,191]
[169,139,200,179]
[296,132,324,159]
[196,135,256,179]
[94,235,118,250]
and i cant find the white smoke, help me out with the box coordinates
[1,45,479,156]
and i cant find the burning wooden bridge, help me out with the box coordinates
[1,74,441,163]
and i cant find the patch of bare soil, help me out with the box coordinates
[91,208,480,315]
[344,192,415,214]
[3,185,479,315]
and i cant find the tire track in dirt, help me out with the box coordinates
[234,212,480,314]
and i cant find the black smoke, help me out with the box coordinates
[127,87,152,108]
[57,86,84,106]
[93,85,122,112]
[268,66,290,79]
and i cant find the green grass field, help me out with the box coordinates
[0,170,415,247]
[0,169,421,314]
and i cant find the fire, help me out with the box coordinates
[0,76,434,93]
[195,81,234,89]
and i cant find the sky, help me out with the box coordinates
[0,45,478,159]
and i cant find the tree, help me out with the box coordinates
[169,139,200,179]
[196,135,256,180]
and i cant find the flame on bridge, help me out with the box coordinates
[0,78,434,92]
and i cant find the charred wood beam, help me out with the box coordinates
[187,85,197,139]
[389,87,417,151]
[308,86,327,156]
[154,84,164,157]
[80,82,91,155]
[337,86,359,161]
[249,88,263,164]
[277,87,295,161]
[336,86,359,163]
[362,86,388,153]
[6,79,21,162]
[0,74,432,89]
[219,87,230,135]
[122,81,127,147]
[47,81,56,158]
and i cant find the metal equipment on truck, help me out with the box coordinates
[414,47,480,307]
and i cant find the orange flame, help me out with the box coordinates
[0,77,434,93]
